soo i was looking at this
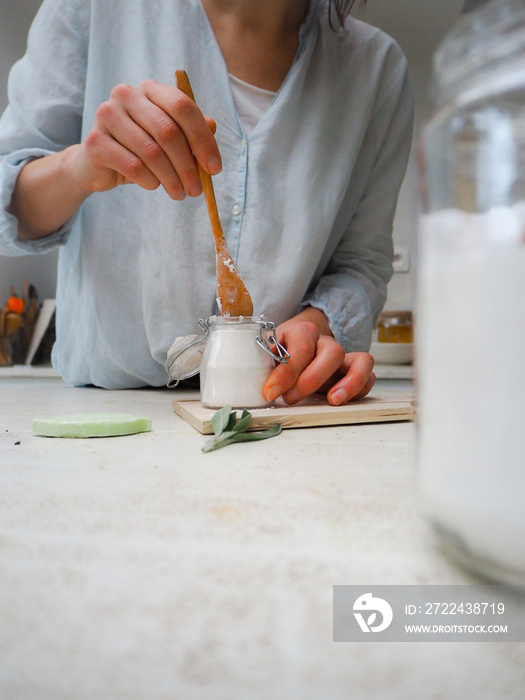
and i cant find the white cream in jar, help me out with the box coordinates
[166,316,289,409]
[200,316,281,409]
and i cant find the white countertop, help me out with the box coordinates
[1,375,523,699]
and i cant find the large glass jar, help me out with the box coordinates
[417,0,525,584]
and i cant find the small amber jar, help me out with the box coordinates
[376,311,413,343]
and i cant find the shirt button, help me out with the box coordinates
[232,204,242,216]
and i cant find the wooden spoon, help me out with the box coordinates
[175,70,254,317]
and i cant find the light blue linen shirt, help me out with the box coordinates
[0,0,413,389]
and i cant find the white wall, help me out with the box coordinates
[359,0,465,310]
[0,0,465,310]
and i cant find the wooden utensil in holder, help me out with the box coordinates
[0,310,23,365]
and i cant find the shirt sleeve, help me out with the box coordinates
[302,38,414,352]
[0,0,87,256]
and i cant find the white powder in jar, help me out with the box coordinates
[200,320,276,409]
[417,204,525,582]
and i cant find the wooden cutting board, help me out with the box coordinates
[173,393,414,435]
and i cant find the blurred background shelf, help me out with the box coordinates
[0,364,59,378]
[374,364,414,380]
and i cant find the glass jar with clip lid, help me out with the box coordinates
[417,0,525,584]
[166,315,290,409]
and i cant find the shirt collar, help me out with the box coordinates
[297,0,322,56]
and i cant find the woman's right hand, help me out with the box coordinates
[73,79,222,199]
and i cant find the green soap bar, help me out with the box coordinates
[32,413,151,438]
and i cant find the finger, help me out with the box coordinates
[281,335,345,405]
[143,80,222,175]
[352,371,376,400]
[263,324,319,402]
[327,353,376,405]
[84,122,161,192]
[107,85,199,199]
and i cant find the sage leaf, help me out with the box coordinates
[232,409,252,433]
[211,405,233,437]
[202,429,238,453]
[203,406,282,453]
[226,411,238,432]
[229,423,282,442]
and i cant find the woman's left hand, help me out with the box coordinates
[263,312,376,406]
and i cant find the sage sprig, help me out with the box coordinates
[203,405,282,453]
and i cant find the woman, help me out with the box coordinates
[0,0,413,402]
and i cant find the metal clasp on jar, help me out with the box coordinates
[255,321,290,364]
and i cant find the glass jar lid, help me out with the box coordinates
[166,323,209,386]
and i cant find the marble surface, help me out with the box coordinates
[1,376,523,699]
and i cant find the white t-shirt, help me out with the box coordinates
[228,73,276,135]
